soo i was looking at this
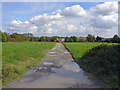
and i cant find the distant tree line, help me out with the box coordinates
[0,31,60,42]
[0,31,120,43]
[65,34,120,43]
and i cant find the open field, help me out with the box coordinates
[64,42,119,88]
[2,42,55,85]
[64,43,117,61]
[64,43,103,61]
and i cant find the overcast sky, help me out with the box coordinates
[2,2,118,38]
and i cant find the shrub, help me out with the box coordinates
[55,40,59,42]
[79,44,120,88]
[0,31,6,42]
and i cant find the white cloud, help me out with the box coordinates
[29,26,38,34]
[11,20,22,24]
[46,28,53,34]
[4,20,34,34]
[3,2,118,38]
[90,2,118,15]
[67,24,77,32]
[30,13,64,27]
[61,5,87,17]
[91,13,118,29]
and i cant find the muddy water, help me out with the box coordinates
[5,43,103,88]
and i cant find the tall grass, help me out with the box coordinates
[2,42,55,85]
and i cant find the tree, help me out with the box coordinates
[96,36,102,42]
[70,36,78,42]
[30,38,34,41]
[0,31,6,42]
[79,37,87,42]
[70,38,73,42]
[4,32,13,42]
[32,37,39,41]
[0,31,2,42]
[39,36,44,41]
[2,33,6,42]
[65,37,70,42]
[51,36,58,42]
[8,33,30,42]
[111,35,120,43]
[104,38,112,43]
[45,36,50,42]
[86,34,95,42]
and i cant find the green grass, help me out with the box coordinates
[64,42,117,61]
[2,42,55,85]
[64,43,105,61]
[64,42,119,88]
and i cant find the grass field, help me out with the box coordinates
[2,42,55,85]
[64,42,119,88]
[64,42,116,61]
[64,43,103,61]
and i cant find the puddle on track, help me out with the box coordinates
[43,62,53,66]
[8,61,103,88]
[49,52,57,54]
[64,51,69,53]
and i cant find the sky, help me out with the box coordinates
[1,2,118,38]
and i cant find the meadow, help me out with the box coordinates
[64,43,117,61]
[64,43,104,61]
[64,42,119,88]
[2,42,55,85]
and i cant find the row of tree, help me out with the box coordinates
[87,34,120,43]
[0,31,60,42]
[65,34,120,43]
[0,31,120,43]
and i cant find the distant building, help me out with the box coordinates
[57,38,65,42]
[23,33,33,37]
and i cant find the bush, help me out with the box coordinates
[111,35,120,43]
[55,40,59,42]
[0,31,6,42]
[86,34,95,42]
[78,44,120,88]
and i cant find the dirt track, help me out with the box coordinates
[5,43,103,88]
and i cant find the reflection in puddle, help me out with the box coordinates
[64,51,69,53]
[7,61,103,88]
[49,52,57,54]
[51,61,90,81]
[63,61,81,72]
[43,62,53,66]
[32,61,95,88]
